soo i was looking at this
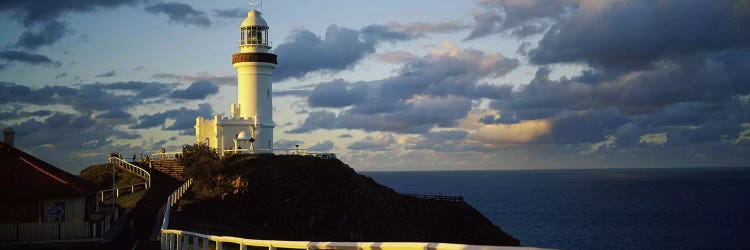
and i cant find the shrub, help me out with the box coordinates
[181,143,222,187]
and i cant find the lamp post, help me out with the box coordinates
[111,158,116,219]
[295,144,299,155]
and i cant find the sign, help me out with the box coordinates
[46,204,64,217]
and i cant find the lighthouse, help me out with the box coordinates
[195,2,278,153]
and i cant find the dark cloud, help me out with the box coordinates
[3,111,139,152]
[307,79,367,108]
[286,110,337,134]
[0,0,143,26]
[274,21,466,81]
[348,135,395,151]
[0,110,53,120]
[0,50,60,68]
[274,25,375,81]
[213,8,246,19]
[404,130,483,152]
[55,73,68,79]
[169,80,219,100]
[130,103,213,133]
[95,70,116,78]
[291,44,518,134]
[465,0,577,40]
[308,140,334,151]
[145,2,211,27]
[0,0,143,49]
[96,109,132,120]
[0,81,174,113]
[14,20,68,50]
[290,96,472,134]
[492,47,750,122]
[338,133,353,138]
[529,1,750,68]
[274,89,310,98]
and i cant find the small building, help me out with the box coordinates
[0,129,99,242]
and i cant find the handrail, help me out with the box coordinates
[161,178,193,230]
[97,182,148,202]
[159,179,544,250]
[109,156,151,189]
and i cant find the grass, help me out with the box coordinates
[80,163,147,189]
[101,189,146,209]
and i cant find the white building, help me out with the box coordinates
[195,6,277,153]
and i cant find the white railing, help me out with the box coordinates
[159,179,543,250]
[220,148,337,159]
[152,151,183,160]
[160,230,544,250]
[96,182,148,202]
[109,156,152,189]
[161,178,193,231]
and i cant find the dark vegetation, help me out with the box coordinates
[172,145,520,246]
[79,164,145,189]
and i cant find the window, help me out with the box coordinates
[267,89,270,98]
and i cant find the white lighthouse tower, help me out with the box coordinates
[195,1,278,153]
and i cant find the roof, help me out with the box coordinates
[0,142,97,198]
[241,10,268,28]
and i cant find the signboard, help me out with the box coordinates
[46,203,65,217]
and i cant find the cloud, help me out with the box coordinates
[290,43,518,134]
[145,2,211,27]
[274,139,304,150]
[0,81,181,115]
[465,0,578,40]
[0,0,144,49]
[374,51,418,64]
[274,25,375,81]
[14,20,68,50]
[152,73,235,85]
[0,110,53,120]
[95,70,116,78]
[213,8,246,19]
[55,73,68,79]
[529,0,750,69]
[130,103,213,133]
[274,89,310,98]
[338,133,353,138]
[274,21,467,81]
[0,50,60,68]
[286,110,337,134]
[307,79,368,108]
[308,140,334,151]
[348,134,396,151]
[169,80,219,100]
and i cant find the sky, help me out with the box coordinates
[1,0,749,173]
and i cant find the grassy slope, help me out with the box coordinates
[80,163,148,209]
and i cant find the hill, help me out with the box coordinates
[171,154,520,246]
[80,163,146,189]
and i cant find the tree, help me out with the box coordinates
[181,143,222,187]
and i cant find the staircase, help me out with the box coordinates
[151,159,184,180]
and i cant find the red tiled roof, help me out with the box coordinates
[0,142,97,198]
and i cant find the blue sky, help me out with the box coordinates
[1,0,749,173]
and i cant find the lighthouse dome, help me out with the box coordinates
[241,10,268,28]
[237,131,252,139]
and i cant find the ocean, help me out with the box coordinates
[362,168,750,250]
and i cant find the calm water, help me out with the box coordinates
[362,168,750,250]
